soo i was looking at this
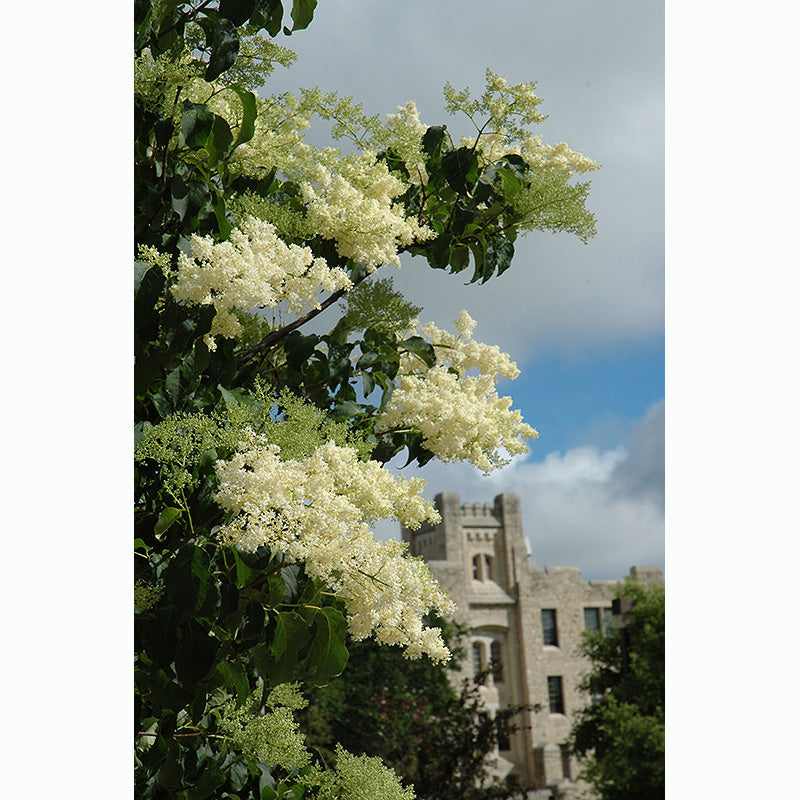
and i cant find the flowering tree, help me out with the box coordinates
[134,2,598,797]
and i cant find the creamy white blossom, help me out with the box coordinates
[214,436,453,661]
[299,150,434,269]
[169,216,352,349]
[217,686,310,769]
[383,101,429,185]
[316,744,416,800]
[220,90,435,270]
[377,311,538,473]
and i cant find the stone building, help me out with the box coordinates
[401,492,663,798]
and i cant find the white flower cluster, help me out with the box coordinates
[213,90,434,271]
[134,580,164,613]
[377,311,538,473]
[227,91,316,177]
[316,744,416,800]
[214,436,454,661]
[299,149,434,269]
[170,216,352,349]
[460,132,599,177]
[218,686,310,770]
[519,135,600,175]
[382,101,429,186]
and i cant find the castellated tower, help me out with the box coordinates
[402,492,663,798]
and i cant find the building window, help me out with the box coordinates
[560,744,572,780]
[472,642,483,674]
[471,553,495,582]
[497,725,510,751]
[547,676,565,714]
[583,607,601,631]
[541,609,558,646]
[490,640,504,682]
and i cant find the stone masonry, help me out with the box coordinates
[401,492,663,797]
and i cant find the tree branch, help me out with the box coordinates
[236,286,350,368]
[236,265,381,368]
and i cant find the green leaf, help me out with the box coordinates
[189,765,227,800]
[429,232,452,270]
[450,244,470,272]
[280,564,302,603]
[362,371,375,397]
[474,234,515,284]
[134,264,166,328]
[331,399,363,420]
[170,174,190,220]
[501,153,529,173]
[326,341,354,385]
[230,86,258,150]
[284,331,319,368]
[179,102,215,149]
[400,336,437,368]
[441,148,479,195]
[355,350,379,370]
[164,545,221,619]
[156,742,184,790]
[306,607,349,683]
[219,385,256,406]
[154,507,182,537]
[497,166,522,198]
[218,0,256,26]
[269,611,312,683]
[216,660,251,705]
[289,0,317,31]
[421,125,448,162]
[174,619,218,684]
[183,338,212,384]
[151,392,172,419]
[250,0,283,36]
[208,115,234,165]
[164,366,181,401]
[265,573,286,607]
[202,16,240,82]
[211,189,233,240]
[229,761,250,792]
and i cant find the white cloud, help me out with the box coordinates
[374,401,665,580]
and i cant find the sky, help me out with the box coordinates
[265,0,665,579]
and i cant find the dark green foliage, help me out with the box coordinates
[569,581,665,800]
[302,628,532,800]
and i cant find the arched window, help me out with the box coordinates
[490,640,504,683]
[472,642,483,674]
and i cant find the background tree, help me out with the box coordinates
[568,581,665,800]
[133,2,598,796]
[301,622,534,800]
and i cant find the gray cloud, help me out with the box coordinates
[608,398,665,510]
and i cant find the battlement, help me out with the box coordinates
[461,501,498,517]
